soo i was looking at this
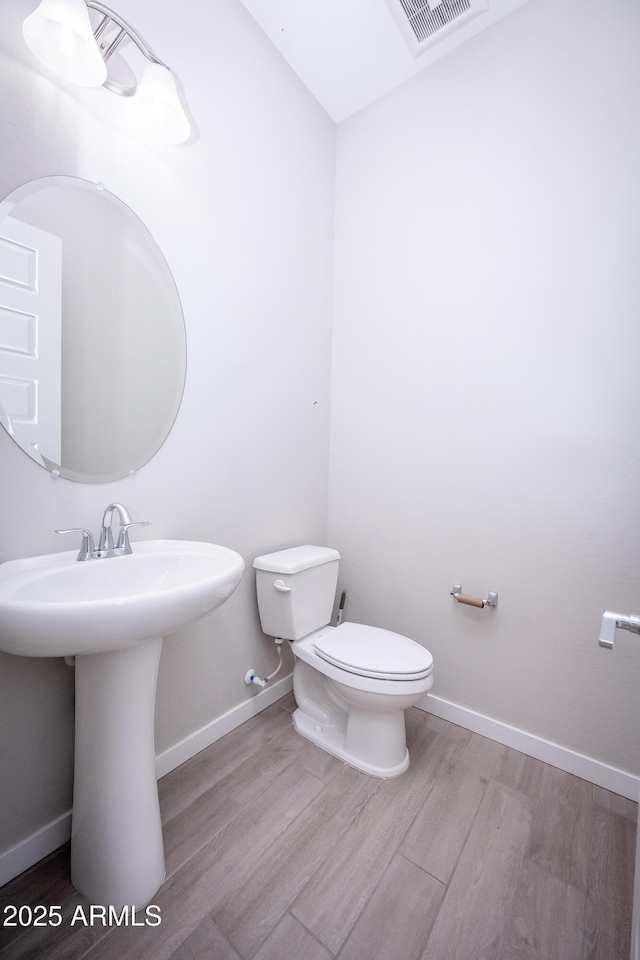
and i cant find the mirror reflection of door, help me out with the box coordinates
[0,177,187,483]
[0,216,62,463]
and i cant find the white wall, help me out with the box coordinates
[329,0,640,774]
[0,0,335,853]
[2,0,639,880]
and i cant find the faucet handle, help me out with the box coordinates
[116,520,150,555]
[55,527,96,562]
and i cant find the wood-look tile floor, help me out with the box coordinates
[1,694,636,960]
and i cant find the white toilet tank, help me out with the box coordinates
[253,545,340,640]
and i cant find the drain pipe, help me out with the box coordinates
[244,638,284,689]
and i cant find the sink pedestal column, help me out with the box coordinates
[71,637,165,909]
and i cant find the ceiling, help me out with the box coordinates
[237,0,534,123]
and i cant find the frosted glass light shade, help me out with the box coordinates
[23,0,107,88]
[128,63,191,145]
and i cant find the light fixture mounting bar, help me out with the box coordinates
[86,0,168,95]
[101,27,126,63]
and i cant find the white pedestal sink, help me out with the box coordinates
[0,540,244,909]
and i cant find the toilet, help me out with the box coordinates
[253,545,434,778]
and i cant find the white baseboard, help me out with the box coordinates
[0,810,72,889]
[0,675,293,889]
[155,673,293,778]
[420,693,639,802]
[4,680,634,889]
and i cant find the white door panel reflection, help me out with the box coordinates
[0,217,61,463]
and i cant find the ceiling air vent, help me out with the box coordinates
[387,0,489,57]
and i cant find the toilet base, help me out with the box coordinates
[292,707,410,779]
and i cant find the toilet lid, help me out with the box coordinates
[314,622,433,681]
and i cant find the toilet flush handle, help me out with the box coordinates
[273,579,292,593]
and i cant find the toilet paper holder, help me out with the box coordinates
[451,585,498,609]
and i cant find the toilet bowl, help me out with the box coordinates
[253,546,434,778]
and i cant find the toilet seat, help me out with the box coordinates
[314,622,433,681]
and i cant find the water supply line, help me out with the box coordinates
[336,590,346,625]
[244,638,284,689]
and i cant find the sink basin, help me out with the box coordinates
[0,539,245,657]
[0,539,245,909]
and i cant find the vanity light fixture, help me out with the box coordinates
[22,0,191,144]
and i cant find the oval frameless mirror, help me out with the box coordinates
[0,176,186,483]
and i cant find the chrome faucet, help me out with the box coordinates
[56,503,149,561]
[99,502,150,556]
[99,502,131,553]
